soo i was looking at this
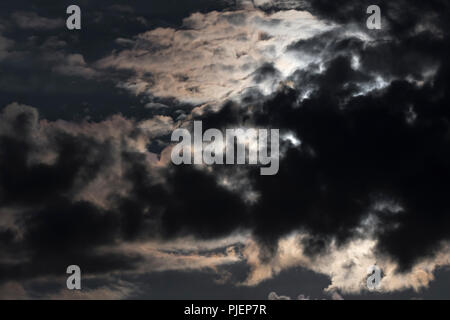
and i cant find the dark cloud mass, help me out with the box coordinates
[0,0,450,299]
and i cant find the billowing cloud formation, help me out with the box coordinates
[97,9,333,103]
[244,234,450,294]
[0,102,248,294]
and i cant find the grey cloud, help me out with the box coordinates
[268,291,291,300]
[11,11,64,30]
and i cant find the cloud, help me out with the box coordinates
[253,0,308,10]
[51,54,99,79]
[187,10,450,275]
[242,233,450,294]
[0,282,29,300]
[106,239,243,274]
[11,12,64,30]
[0,34,13,61]
[45,280,138,300]
[268,291,291,300]
[0,102,248,291]
[268,289,344,300]
[97,8,334,104]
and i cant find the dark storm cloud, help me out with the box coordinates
[303,0,450,39]
[192,16,450,270]
[0,105,116,207]
[253,63,281,84]
[0,103,245,283]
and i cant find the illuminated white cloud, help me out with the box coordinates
[97,9,335,104]
[241,232,450,294]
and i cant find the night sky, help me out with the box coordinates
[0,0,450,299]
